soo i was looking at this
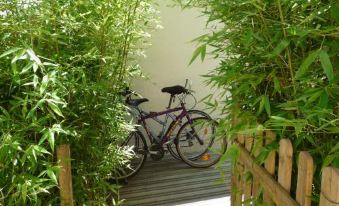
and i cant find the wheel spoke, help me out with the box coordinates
[176,116,226,168]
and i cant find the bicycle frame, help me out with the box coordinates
[137,101,192,145]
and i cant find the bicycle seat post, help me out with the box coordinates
[167,95,174,109]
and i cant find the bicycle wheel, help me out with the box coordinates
[115,130,147,179]
[176,117,226,168]
[167,110,213,160]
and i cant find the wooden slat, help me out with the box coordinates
[245,135,254,152]
[243,135,253,205]
[236,143,299,206]
[296,152,313,206]
[238,134,245,145]
[243,176,252,206]
[231,162,243,206]
[263,130,276,205]
[278,139,293,193]
[57,144,74,206]
[264,131,276,173]
[319,167,339,206]
[252,130,263,198]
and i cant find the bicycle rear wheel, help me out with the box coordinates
[167,110,213,160]
[115,130,147,179]
[176,117,226,168]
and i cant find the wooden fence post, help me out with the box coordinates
[296,152,313,206]
[319,167,339,206]
[231,162,243,206]
[57,144,74,206]
[252,130,263,198]
[243,135,253,206]
[278,139,293,194]
[263,130,276,205]
[237,143,299,206]
[231,134,245,206]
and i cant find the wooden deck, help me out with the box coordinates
[120,155,231,206]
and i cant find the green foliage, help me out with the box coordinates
[175,0,338,204]
[0,0,159,205]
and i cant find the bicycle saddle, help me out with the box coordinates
[126,98,149,107]
[161,85,187,95]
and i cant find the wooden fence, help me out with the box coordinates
[231,130,339,206]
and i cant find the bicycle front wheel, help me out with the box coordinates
[115,130,147,180]
[176,117,225,168]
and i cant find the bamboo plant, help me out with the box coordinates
[175,0,338,204]
[0,0,159,205]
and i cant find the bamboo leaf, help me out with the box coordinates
[47,169,58,184]
[189,44,206,65]
[264,39,290,58]
[27,49,43,66]
[318,90,329,108]
[331,5,339,23]
[33,75,39,88]
[264,96,271,116]
[323,154,336,168]
[40,75,49,95]
[296,50,320,79]
[258,95,265,115]
[273,76,281,94]
[48,130,55,152]
[330,142,339,154]
[47,101,64,117]
[20,62,34,74]
[307,90,322,104]
[22,183,28,203]
[11,49,27,64]
[0,47,22,59]
[22,95,28,118]
[26,99,45,119]
[319,50,334,83]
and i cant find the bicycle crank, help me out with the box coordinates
[149,143,165,161]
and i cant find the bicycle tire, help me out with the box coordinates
[115,130,147,180]
[175,117,226,168]
[166,110,213,160]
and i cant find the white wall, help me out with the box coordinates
[132,0,219,121]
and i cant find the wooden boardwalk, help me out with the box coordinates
[120,155,231,206]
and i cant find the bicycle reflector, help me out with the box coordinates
[201,153,211,161]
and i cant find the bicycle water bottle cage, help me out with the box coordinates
[126,98,149,107]
[161,85,188,95]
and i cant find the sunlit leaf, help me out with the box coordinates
[47,169,58,184]
[47,101,64,117]
[40,75,49,95]
[0,47,22,59]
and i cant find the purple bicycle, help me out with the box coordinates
[116,80,226,179]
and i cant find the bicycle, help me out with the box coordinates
[115,80,226,179]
